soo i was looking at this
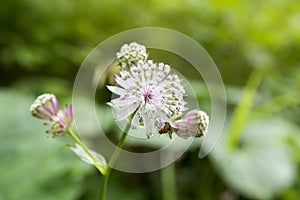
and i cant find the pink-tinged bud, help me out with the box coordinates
[58,105,74,127]
[44,116,66,138]
[173,119,190,139]
[175,109,209,139]
[30,94,59,120]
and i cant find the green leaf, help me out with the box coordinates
[69,143,107,170]
[211,118,297,199]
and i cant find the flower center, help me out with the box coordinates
[142,89,153,103]
[141,84,157,103]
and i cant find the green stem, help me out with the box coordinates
[67,128,96,164]
[226,68,265,151]
[98,120,132,200]
[161,163,177,200]
[67,128,106,174]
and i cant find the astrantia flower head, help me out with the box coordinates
[175,109,209,139]
[30,94,59,120]
[116,42,148,68]
[30,94,74,138]
[107,60,186,137]
[44,116,66,138]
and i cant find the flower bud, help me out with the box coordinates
[58,105,74,127]
[30,94,59,120]
[116,42,148,68]
[175,109,209,139]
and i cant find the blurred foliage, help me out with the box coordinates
[0,0,300,199]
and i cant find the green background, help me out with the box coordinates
[1,0,300,199]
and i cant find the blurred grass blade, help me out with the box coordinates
[226,68,265,150]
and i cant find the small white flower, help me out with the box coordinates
[116,42,148,68]
[107,60,186,137]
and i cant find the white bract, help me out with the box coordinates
[107,60,186,137]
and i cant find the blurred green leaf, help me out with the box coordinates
[211,118,298,199]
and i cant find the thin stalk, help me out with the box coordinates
[161,163,177,200]
[98,120,132,200]
[67,128,106,174]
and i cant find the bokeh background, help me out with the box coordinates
[1,0,300,199]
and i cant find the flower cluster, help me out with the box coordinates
[108,42,210,139]
[30,94,73,138]
[116,42,148,68]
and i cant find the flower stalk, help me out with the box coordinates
[161,164,177,200]
[67,127,107,175]
[99,118,132,200]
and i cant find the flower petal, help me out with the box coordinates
[143,113,154,138]
[114,101,139,121]
[114,75,128,88]
[110,98,139,107]
[107,86,126,96]
[131,109,141,128]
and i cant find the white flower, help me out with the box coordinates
[107,60,186,137]
[116,42,148,68]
